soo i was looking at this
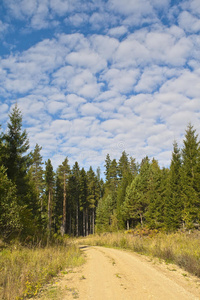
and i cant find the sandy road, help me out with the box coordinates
[62,246,200,300]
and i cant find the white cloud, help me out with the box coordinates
[66,94,86,107]
[89,12,117,30]
[160,70,200,98]
[179,11,200,33]
[67,69,102,98]
[135,66,171,93]
[113,35,149,68]
[80,103,102,116]
[68,13,89,27]
[108,0,154,16]
[50,119,72,135]
[108,26,128,37]
[4,0,37,19]
[90,35,119,61]
[47,101,66,114]
[66,50,107,73]
[181,0,200,17]
[0,21,9,36]
[101,68,139,93]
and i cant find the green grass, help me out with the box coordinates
[0,239,84,300]
[81,230,200,278]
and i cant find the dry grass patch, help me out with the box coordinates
[81,230,200,278]
[0,240,84,300]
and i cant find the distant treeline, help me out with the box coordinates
[0,104,200,242]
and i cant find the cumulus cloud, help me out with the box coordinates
[101,68,139,93]
[107,26,128,37]
[179,11,200,33]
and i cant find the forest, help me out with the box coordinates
[1,104,200,242]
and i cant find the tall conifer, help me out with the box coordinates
[181,124,200,228]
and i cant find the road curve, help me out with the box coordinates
[64,246,199,300]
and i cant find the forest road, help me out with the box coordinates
[63,246,200,300]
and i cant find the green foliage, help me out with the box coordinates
[95,195,116,232]
[3,104,30,201]
[181,124,200,228]
[29,144,44,202]
[0,166,22,239]
[165,141,182,231]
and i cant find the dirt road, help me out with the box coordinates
[49,246,200,299]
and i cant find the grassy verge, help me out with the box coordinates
[81,230,200,278]
[0,239,84,300]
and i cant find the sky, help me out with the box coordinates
[0,0,200,175]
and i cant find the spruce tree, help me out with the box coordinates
[29,144,44,211]
[145,158,163,229]
[181,124,200,228]
[0,166,21,239]
[104,154,111,182]
[3,104,30,202]
[165,141,182,231]
[117,152,134,228]
[123,157,151,228]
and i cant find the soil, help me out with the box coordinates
[38,245,200,299]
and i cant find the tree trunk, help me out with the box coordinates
[127,219,130,230]
[83,209,86,237]
[48,189,52,234]
[63,173,66,233]
[92,207,95,234]
[86,208,88,236]
[90,214,92,234]
[76,201,79,237]
[69,213,72,235]
[139,213,143,228]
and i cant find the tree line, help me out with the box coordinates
[97,125,200,232]
[0,104,200,242]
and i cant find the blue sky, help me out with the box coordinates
[0,0,200,173]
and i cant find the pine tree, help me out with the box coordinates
[45,159,54,235]
[87,166,99,234]
[57,157,70,235]
[71,162,80,236]
[79,168,88,236]
[54,172,63,233]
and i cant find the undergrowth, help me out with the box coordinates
[82,229,200,278]
[0,238,84,300]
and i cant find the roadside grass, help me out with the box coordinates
[0,238,84,300]
[81,230,200,278]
